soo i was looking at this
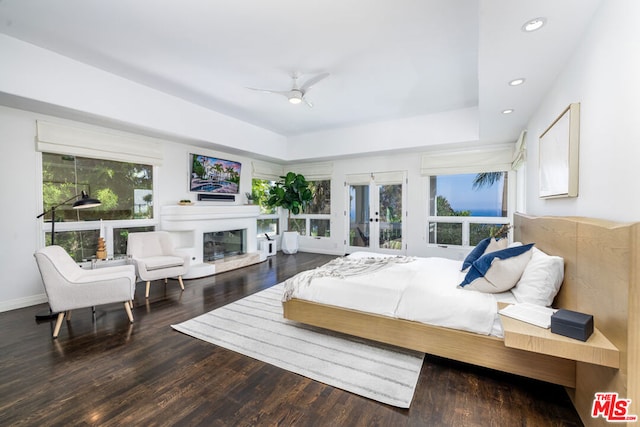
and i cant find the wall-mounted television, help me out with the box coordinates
[189,153,241,194]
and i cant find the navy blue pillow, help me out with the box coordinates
[461,237,491,271]
[459,243,535,288]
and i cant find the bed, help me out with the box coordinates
[282,213,639,426]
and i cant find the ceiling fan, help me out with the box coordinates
[247,72,329,107]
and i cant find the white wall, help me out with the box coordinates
[287,107,479,161]
[0,105,479,311]
[2,0,639,311]
[523,0,640,222]
[0,107,45,310]
[0,106,262,312]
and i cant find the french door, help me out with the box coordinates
[345,171,407,254]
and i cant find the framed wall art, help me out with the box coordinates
[539,103,580,198]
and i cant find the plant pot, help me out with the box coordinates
[281,231,299,254]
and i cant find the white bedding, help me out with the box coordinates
[283,252,516,337]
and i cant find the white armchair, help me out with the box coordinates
[34,245,136,338]
[127,231,190,298]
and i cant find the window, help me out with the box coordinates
[252,178,279,237]
[252,178,331,238]
[428,172,509,247]
[42,153,155,261]
[288,180,331,237]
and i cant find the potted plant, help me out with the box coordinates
[265,172,313,254]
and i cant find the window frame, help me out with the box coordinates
[252,178,280,238]
[426,170,514,248]
[38,152,159,259]
[287,179,331,238]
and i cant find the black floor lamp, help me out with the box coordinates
[36,190,101,245]
[35,191,101,320]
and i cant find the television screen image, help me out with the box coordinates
[190,154,241,194]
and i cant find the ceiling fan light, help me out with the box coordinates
[288,92,303,104]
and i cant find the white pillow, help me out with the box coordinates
[511,247,564,306]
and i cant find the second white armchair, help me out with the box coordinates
[127,231,190,298]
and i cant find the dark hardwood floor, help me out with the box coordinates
[1,252,583,426]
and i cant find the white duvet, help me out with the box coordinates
[283,252,516,337]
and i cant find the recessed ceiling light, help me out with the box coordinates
[522,17,546,32]
[509,78,526,86]
[502,109,514,114]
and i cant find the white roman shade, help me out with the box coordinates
[345,171,406,185]
[511,130,527,170]
[420,144,514,176]
[251,160,284,180]
[36,120,164,165]
[291,162,334,180]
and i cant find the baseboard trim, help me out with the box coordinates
[0,294,48,313]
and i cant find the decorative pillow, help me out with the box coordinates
[459,244,534,293]
[511,247,564,306]
[485,237,508,254]
[461,238,508,271]
[461,237,491,271]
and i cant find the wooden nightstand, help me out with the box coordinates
[499,304,619,369]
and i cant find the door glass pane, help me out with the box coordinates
[379,184,402,250]
[349,185,369,247]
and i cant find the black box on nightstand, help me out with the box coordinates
[551,309,594,341]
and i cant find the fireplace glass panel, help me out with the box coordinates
[203,229,245,262]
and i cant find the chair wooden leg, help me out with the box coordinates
[129,300,134,309]
[124,302,134,323]
[145,281,151,298]
[178,276,185,291]
[66,310,72,321]
[53,312,65,339]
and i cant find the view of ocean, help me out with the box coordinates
[469,208,502,217]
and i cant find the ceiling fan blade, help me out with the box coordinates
[300,73,329,93]
[246,87,290,97]
[303,97,314,108]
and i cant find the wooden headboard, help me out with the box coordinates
[515,213,639,426]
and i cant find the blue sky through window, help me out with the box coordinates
[435,173,504,216]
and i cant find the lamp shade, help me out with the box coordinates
[72,191,101,209]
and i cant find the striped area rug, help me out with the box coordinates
[171,284,425,408]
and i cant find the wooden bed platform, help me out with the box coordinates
[283,213,639,426]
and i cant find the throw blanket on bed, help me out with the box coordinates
[282,255,415,301]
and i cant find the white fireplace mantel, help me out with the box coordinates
[160,204,262,278]
[161,204,260,225]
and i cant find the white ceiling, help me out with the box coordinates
[0,0,602,148]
